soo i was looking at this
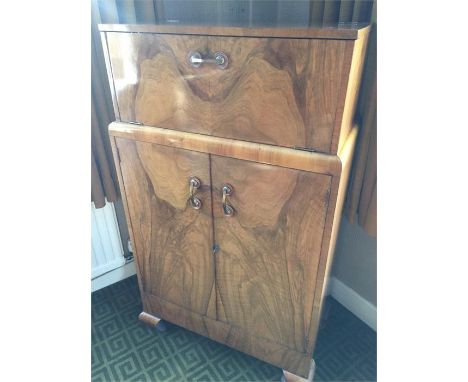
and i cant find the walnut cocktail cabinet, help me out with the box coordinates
[100,23,370,380]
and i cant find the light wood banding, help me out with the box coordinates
[98,23,369,40]
[109,122,342,175]
[306,126,359,354]
[334,30,370,153]
[99,31,120,120]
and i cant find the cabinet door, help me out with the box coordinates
[211,156,331,352]
[105,31,348,153]
[115,138,216,319]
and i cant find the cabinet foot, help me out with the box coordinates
[138,311,169,332]
[138,311,161,327]
[282,359,315,382]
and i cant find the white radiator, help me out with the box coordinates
[91,201,125,279]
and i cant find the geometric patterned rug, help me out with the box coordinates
[92,275,376,381]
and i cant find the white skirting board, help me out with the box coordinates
[327,276,377,331]
[91,260,137,292]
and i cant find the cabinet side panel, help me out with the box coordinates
[110,136,145,302]
[306,38,348,153]
[212,156,331,353]
[307,126,359,354]
[115,138,216,319]
[334,29,370,153]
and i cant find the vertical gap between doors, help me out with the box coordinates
[208,153,218,321]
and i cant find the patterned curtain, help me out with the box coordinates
[91,0,377,234]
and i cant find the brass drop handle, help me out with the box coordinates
[221,184,235,217]
[188,51,229,69]
[188,176,202,210]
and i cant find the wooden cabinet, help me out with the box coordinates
[101,23,370,380]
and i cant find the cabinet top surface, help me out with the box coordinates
[98,22,370,40]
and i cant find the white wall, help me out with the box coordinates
[329,216,377,330]
[332,216,377,305]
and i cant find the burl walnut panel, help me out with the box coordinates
[211,156,331,353]
[106,32,350,153]
[114,138,217,319]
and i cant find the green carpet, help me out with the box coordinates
[92,275,376,381]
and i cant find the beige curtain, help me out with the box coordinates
[91,1,119,208]
[90,1,159,208]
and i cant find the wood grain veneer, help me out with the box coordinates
[103,26,370,154]
[115,138,217,319]
[211,156,331,353]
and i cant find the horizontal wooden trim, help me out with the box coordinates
[109,122,342,176]
[98,23,370,40]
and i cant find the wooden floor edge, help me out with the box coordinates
[109,122,342,176]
